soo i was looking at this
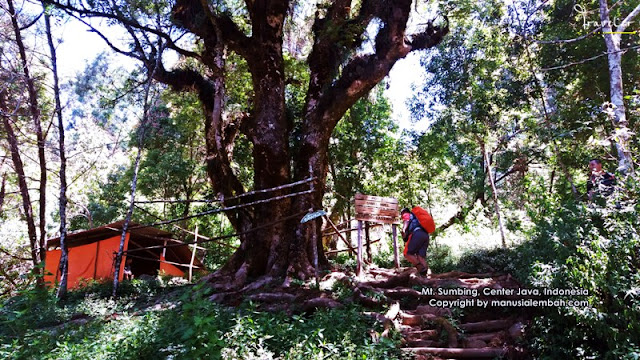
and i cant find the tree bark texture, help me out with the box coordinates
[44,10,69,299]
[599,0,639,174]
[47,0,448,287]
[0,91,41,271]
[482,142,507,248]
[8,0,47,277]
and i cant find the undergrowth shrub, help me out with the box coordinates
[508,179,640,359]
[1,282,405,359]
[426,243,457,273]
[456,247,518,275]
[162,287,404,359]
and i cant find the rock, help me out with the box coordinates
[508,322,525,340]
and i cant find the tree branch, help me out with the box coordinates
[540,45,640,71]
[310,0,448,131]
[306,0,368,101]
[152,55,246,202]
[533,26,602,44]
[172,0,252,59]
[435,190,483,234]
[616,3,640,33]
[44,0,200,59]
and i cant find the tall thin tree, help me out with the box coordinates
[112,45,162,298]
[7,0,47,283]
[598,0,640,174]
[43,5,69,298]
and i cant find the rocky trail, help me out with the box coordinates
[207,266,532,359]
[323,267,531,359]
[391,271,529,359]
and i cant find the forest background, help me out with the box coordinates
[1,0,639,358]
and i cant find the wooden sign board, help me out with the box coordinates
[354,193,400,224]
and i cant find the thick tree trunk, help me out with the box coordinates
[599,0,639,174]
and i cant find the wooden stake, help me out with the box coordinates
[325,239,382,254]
[392,224,399,268]
[356,220,363,277]
[365,222,371,263]
[189,224,198,282]
[323,216,355,252]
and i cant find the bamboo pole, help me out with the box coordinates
[189,225,198,282]
[125,253,205,270]
[392,224,399,268]
[323,216,355,252]
[322,223,383,236]
[133,205,217,249]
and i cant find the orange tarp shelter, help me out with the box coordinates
[45,221,204,288]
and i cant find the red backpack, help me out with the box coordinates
[412,206,436,233]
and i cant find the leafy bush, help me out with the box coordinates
[426,243,457,273]
[456,246,519,275]
[493,179,640,359]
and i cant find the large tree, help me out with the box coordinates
[48,0,448,289]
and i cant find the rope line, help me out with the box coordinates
[134,176,316,204]
[128,189,315,231]
[123,210,309,254]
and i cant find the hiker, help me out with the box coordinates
[123,258,134,280]
[587,159,616,201]
[401,208,431,276]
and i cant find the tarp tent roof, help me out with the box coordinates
[46,220,204,269]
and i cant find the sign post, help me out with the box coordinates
[354,193,400,276]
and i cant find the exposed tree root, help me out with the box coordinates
[246,292,296,303]
[459,319,513,333]
[405,346,508,358]
[198,265,530,359]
